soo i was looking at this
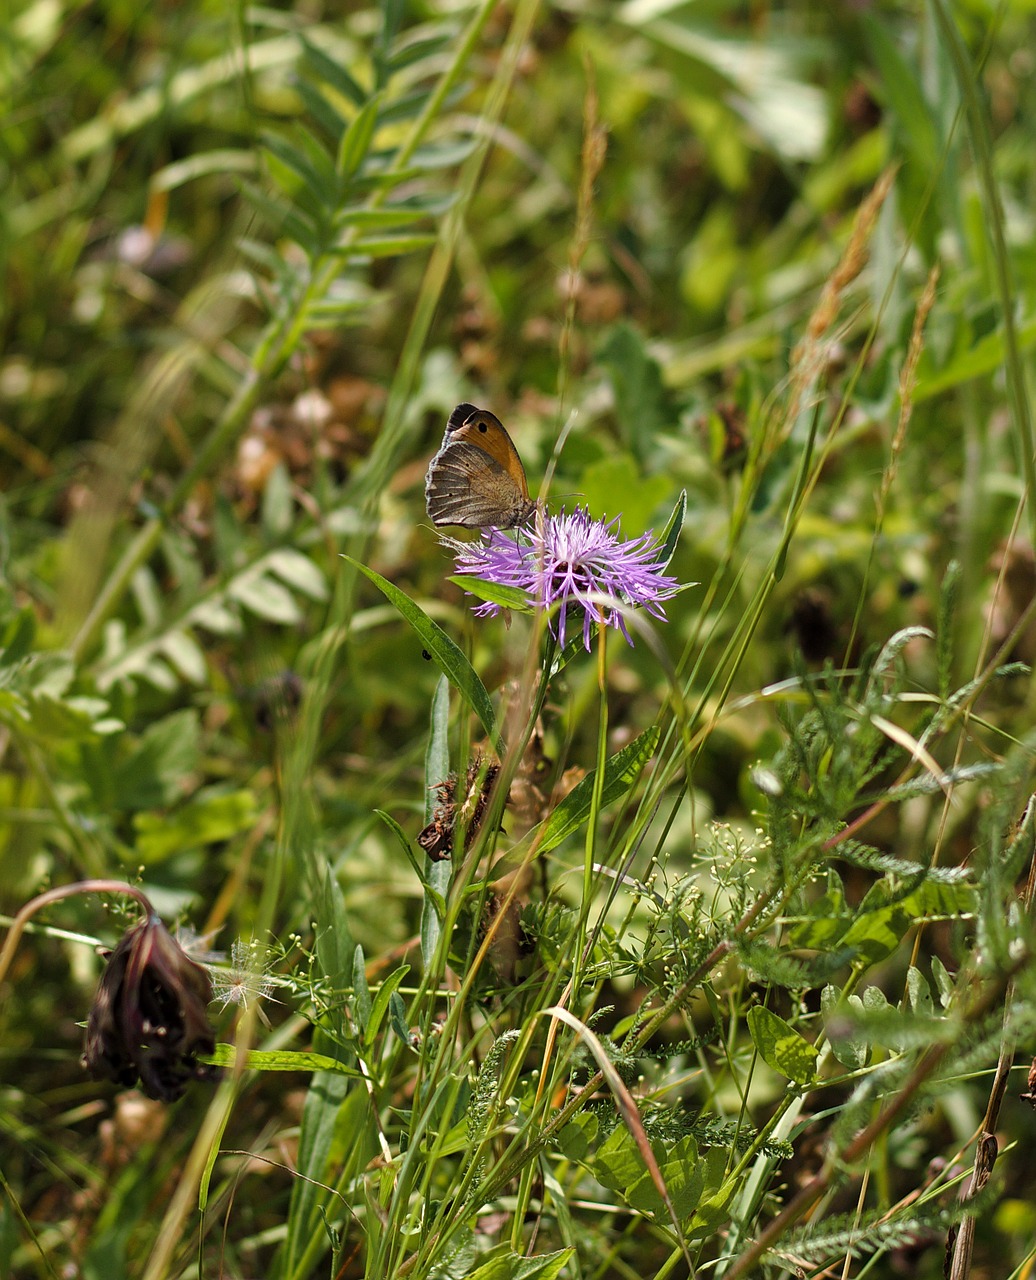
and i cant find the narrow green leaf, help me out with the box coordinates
[353,233,437,257]
[333,205,434,230]
[656,490,687,569]
[746,1005,818,1087]
[352,945,372,1036]
[388,989,410,1044]
[447,575,534,612]
[387,33,453,72]
[204,1045,360,1076]
[364,966,411,1050]
[347,558,502,754]
[537,726,660,855]
[337,95,381,180]
[300,35,367,107]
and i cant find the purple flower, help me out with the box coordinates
[451,508,680,649]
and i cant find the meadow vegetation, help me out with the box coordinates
[3,1,1036,1277]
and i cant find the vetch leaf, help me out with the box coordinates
[229,571,302,624]
[266,548,328,600]
[337,94,381,179]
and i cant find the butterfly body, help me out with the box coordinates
[425,403,535,529]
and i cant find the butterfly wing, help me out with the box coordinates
[425,405,533,528]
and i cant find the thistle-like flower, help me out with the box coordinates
[451,508,679,649]
[82,913,219,1102]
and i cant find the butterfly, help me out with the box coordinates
[425,403,535,529]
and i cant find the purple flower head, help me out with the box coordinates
[452,508,680,650]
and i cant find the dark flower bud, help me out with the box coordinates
[417,758,500,861]
[82,914,219,1103]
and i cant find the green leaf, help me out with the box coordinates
[821,985,868,1070]
[333,201,448,230]
[112,708,200,810]
[580,454,671,534]
[466,1249,575,1280]
[300,35,367,107]
[353,233,437,258]
[204,1045,360,1076]
[555,1111,599,1160]
[352,946,372,1036]
[447,575,534,612]
[132,787,258,863]
[593,1124,645,1191]
[627,1136,702,1218]
[388,990,410,1044]
[373,808,446,917]
[347,558,502,754]
[337,95,381,180]
[159,629,207,684]
[266,548,328,600]
[655,490,687,570]
[536,726,660,855]
[228,571,302,624]
[364,966,411,1050]
[598,322,671,464]
[746,1005,818,1087]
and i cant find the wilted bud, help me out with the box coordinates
[417,757,500,862]
[82,914,219,1103]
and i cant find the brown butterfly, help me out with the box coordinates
[425,403,535,529]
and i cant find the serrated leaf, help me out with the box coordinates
[627,1137,702,1218]
[747,1005,818,1086]
[348,558,502,754]
[536,726,660,854]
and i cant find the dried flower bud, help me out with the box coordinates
[417,758,500,862]
[82,914,219,1103]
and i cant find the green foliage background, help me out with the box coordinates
[3,1,1036,1277]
